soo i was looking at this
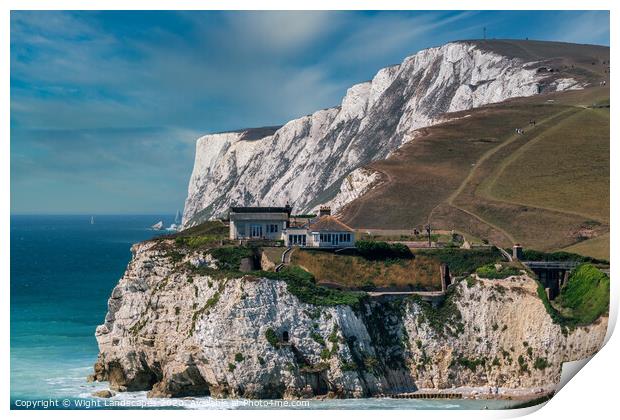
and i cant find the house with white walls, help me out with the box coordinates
[228,205,355,248]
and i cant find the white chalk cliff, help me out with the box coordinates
[182,41,580,227]
[92,241,607,399]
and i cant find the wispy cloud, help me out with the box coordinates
[10,10,610,214]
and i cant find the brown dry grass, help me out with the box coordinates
[562,233,610,261]
[291,249,441,290]
[487,108,609,222]
[340,86,609,255]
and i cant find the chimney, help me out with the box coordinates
[319,206,331,217]
[512,244,523,260]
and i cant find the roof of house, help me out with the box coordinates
[230,206,292,215]
[308,216,354,232]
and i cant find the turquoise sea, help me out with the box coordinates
[10,215,519,410]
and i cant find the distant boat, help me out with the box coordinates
[151,221,164,230]
[90,216,95,225]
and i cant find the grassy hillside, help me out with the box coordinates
[291,249,442,290]
[555,264,610,324]
[340,41,609,258]
[562,233,609,261]
[486,108,609,222]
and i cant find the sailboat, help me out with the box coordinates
[151,221,164,230]
[90,216,95,225]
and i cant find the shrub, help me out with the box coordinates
[415,248,502,276]
[310,332,326,346]
[320,348,331,360]
[534,357,550,370]
[210,246,254,271]
[355,240,413,260]
[175,235,220,249]
[234,353,244,362]
[516,249,607,265]
[475,263,521,279]
[228,363,236,372]
[265,328,279,348]
[260,266,365,307]
[455,357,485,371]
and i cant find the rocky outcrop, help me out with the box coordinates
[182,41,582,227]
[93,241,607,399]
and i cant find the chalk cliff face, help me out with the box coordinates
[182,41,580,227]
[92,241,606,399]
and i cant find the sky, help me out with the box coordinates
[10,10,610,215]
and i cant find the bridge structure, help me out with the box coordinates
[521,261,581,299]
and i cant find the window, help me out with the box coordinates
[268,224,279,233]
[250,224,262,238]
[289,234,306,246]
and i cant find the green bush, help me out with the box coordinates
[210,246,254,271]
[556,264,610,324]
[310,332,326,346]
[355,240,413,260]
[454,357,485,371]
[171,220,228,239]
[513,249,608,265]
[265,328,279,348]
[261,266,366,307]
[175,235,220,249]
[415,248,502,276]
[234,353,244,362]
[534,357,550,370]
[475,263,521,279]
[320,348,331,360]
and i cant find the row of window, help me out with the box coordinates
[236,223,279,236]
[318,233,352,243]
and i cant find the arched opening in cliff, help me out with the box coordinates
[302,371,329,396]
[282,331,289,343]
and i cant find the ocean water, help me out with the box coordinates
[10,215,518,410]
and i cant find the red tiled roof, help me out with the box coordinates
[308,216,354,232]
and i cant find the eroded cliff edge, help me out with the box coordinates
[92,241,607,399]
[182,41,586,227]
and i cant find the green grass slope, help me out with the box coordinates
[555,264,610,324]
[487,108,609,222]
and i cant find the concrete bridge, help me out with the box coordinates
[521,261,581,299]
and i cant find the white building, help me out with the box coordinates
[228,205,355,248]
[228,206,291,240]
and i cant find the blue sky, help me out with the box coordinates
[10,10,610,214]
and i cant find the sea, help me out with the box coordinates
[10,214,519,410]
